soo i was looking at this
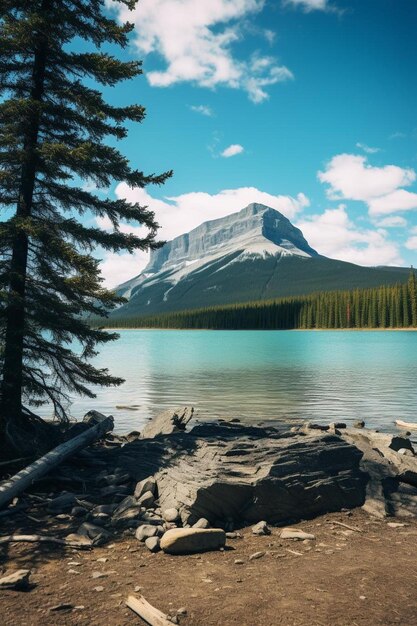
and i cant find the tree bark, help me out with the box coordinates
[0,414,113,510]
[0,1,51,424]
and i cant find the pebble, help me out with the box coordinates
[94,586,104,592]
[177,607,187,615]
[163,508,180,523]
[135,524,158,542]
[145,536,161,553]
[96,557,108,563]
[252,521,271,536]
[193,518,210,529]
[249,551,265,560]
[234,559,245,565]
[92,571,108,579]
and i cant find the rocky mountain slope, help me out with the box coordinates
[113,202,410,319]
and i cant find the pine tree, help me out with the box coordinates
[0,1,171,449]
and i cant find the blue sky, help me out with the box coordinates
[95,0,417,285]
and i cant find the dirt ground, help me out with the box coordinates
[1,508,417,626]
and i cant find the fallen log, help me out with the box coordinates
[126,594,173,626]
[0,413,114,510]
[0,534,92,549]
[395,419,417,431]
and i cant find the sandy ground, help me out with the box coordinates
[2,508,417,626]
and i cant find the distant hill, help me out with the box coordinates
[111,203,412,320]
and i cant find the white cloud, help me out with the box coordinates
[405,227,417,251]
[221,144,244,158]
[98,185,309,285]
[296,206,403,267]
[284,0,331,11]
[318,153,417,216]
[189,104,214,117]
[356,142,380,154]
[375,216,407,228]
[108,0,293,102]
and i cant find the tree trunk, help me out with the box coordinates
[0,1,51,426]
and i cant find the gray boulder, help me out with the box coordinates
[134,476,156,499]
[154,423,366,525]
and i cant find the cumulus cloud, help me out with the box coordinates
[97,185,310,285]
[318,154,417,216]
[221,144,245,157]
[189,104,214,117]
[296,206,403,267]
[108,0,293,102]
[356,142,380,154]
[405,227,417,251]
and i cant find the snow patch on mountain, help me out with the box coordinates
[117,203,318,299]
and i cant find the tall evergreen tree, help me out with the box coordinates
[0,0,171,450]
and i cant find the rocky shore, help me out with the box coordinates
[1,408,417,624]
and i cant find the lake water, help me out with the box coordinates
[42,330,417,435]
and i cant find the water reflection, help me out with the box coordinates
[38,330,417,434]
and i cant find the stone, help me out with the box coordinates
[0,569,31,590]
[71,506,88,518]
[93,504,118,516]
[135,524,158,542]
[252,521,271,536]
[138,491,155,508]
[193,518,210,529]
[353,420,365,429]
[100,484,130,498]
[249,551,265,560]
[47,493,77,513]
[77,522,111,545]
[387,522,407,528]
[160,528,226,555]
[154,423,366,525]
[92,571,108,579]
[163,508,180,522]
[397,448,414,457]
[140,407,194,439]
[145,536,161,553]
[65,533,93,547]
[134,477,156,499]
[94,586,104,592]
[177,608,187,616]
[234,559,245,565]
[280,528,315,540]
[112,506,142,526]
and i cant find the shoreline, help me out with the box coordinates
[101,326,417,331]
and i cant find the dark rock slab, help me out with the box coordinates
[153,423,367,525]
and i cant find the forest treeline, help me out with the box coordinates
[101,272,417,331]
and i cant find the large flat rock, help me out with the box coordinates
[153,423,367,525]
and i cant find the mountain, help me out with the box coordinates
[112,202,411,319]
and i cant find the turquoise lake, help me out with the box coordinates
[47,330,417,434]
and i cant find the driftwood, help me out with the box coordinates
[0,414,114,510]
[396,419,417,430]
[0,534,92,549]
[126,594,173,626]
[330,520,362,532]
